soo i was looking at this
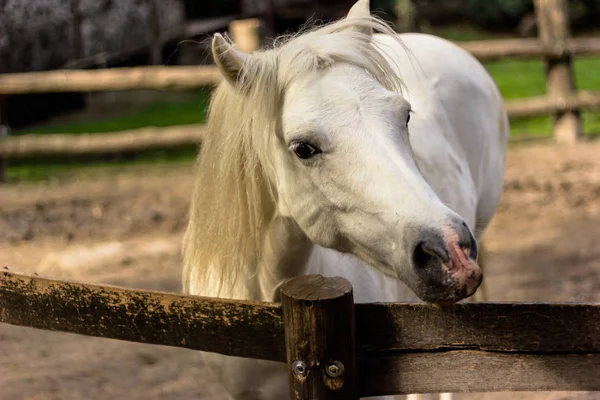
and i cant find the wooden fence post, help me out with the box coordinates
[535,0,583,143]
[229,19,262,52]
[395,0,419,33]
[280,275,358,400]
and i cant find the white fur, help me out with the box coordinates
[183,1,508,398]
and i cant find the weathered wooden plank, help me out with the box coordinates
[281,275,358,399]
[535,0,582,143]
[0,269,286,362]
[3,270,600,358]
[505,91,600,119]
[458,37,600,61]
[359,351,600,396]
[355,302,600,354]
[2,37,600,95]
[0,125,205,158]
[0,66,221,94]
[4,270,600,395]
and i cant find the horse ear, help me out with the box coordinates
[212,33,249,85]
[346,0,373,36]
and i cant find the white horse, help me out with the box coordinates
[183,0,508,398]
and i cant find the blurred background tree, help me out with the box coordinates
[465,0,534,29]
[372,0,600,34]
[463,0,600,31]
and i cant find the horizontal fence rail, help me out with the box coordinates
[504,90,600,118]
[0,268,286,362]
[0,66,221,94]
[3,87,600,159]
[2,37,600,95]
[2,269,600,396]
[0,125,205,158]
[459,37,600,60]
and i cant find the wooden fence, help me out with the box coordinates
[0,124,205,158]
[2,268,600,398]
[1,0,600,166]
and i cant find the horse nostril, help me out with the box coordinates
[412,239,449,270]
[469,235,478,260]
[452,220,478,260]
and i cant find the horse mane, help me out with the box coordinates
[182,15,407,297]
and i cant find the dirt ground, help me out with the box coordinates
[2,141,600,400]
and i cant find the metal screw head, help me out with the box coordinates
[292,360,307,376]
[326,361,344,378]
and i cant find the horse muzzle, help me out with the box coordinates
[409,221,482,306]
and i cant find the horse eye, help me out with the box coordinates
[291,142,320,159]
[406,113,411,125]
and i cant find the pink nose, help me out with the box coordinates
[440,226,482,298]
[411,222,482,305]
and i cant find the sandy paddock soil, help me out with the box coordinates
[2,142,600,400]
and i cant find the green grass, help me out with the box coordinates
[7,147,199,182]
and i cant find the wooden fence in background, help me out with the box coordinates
[1,0,599,162]
[2,269,600,398]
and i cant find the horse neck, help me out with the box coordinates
[255,216,314,301]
